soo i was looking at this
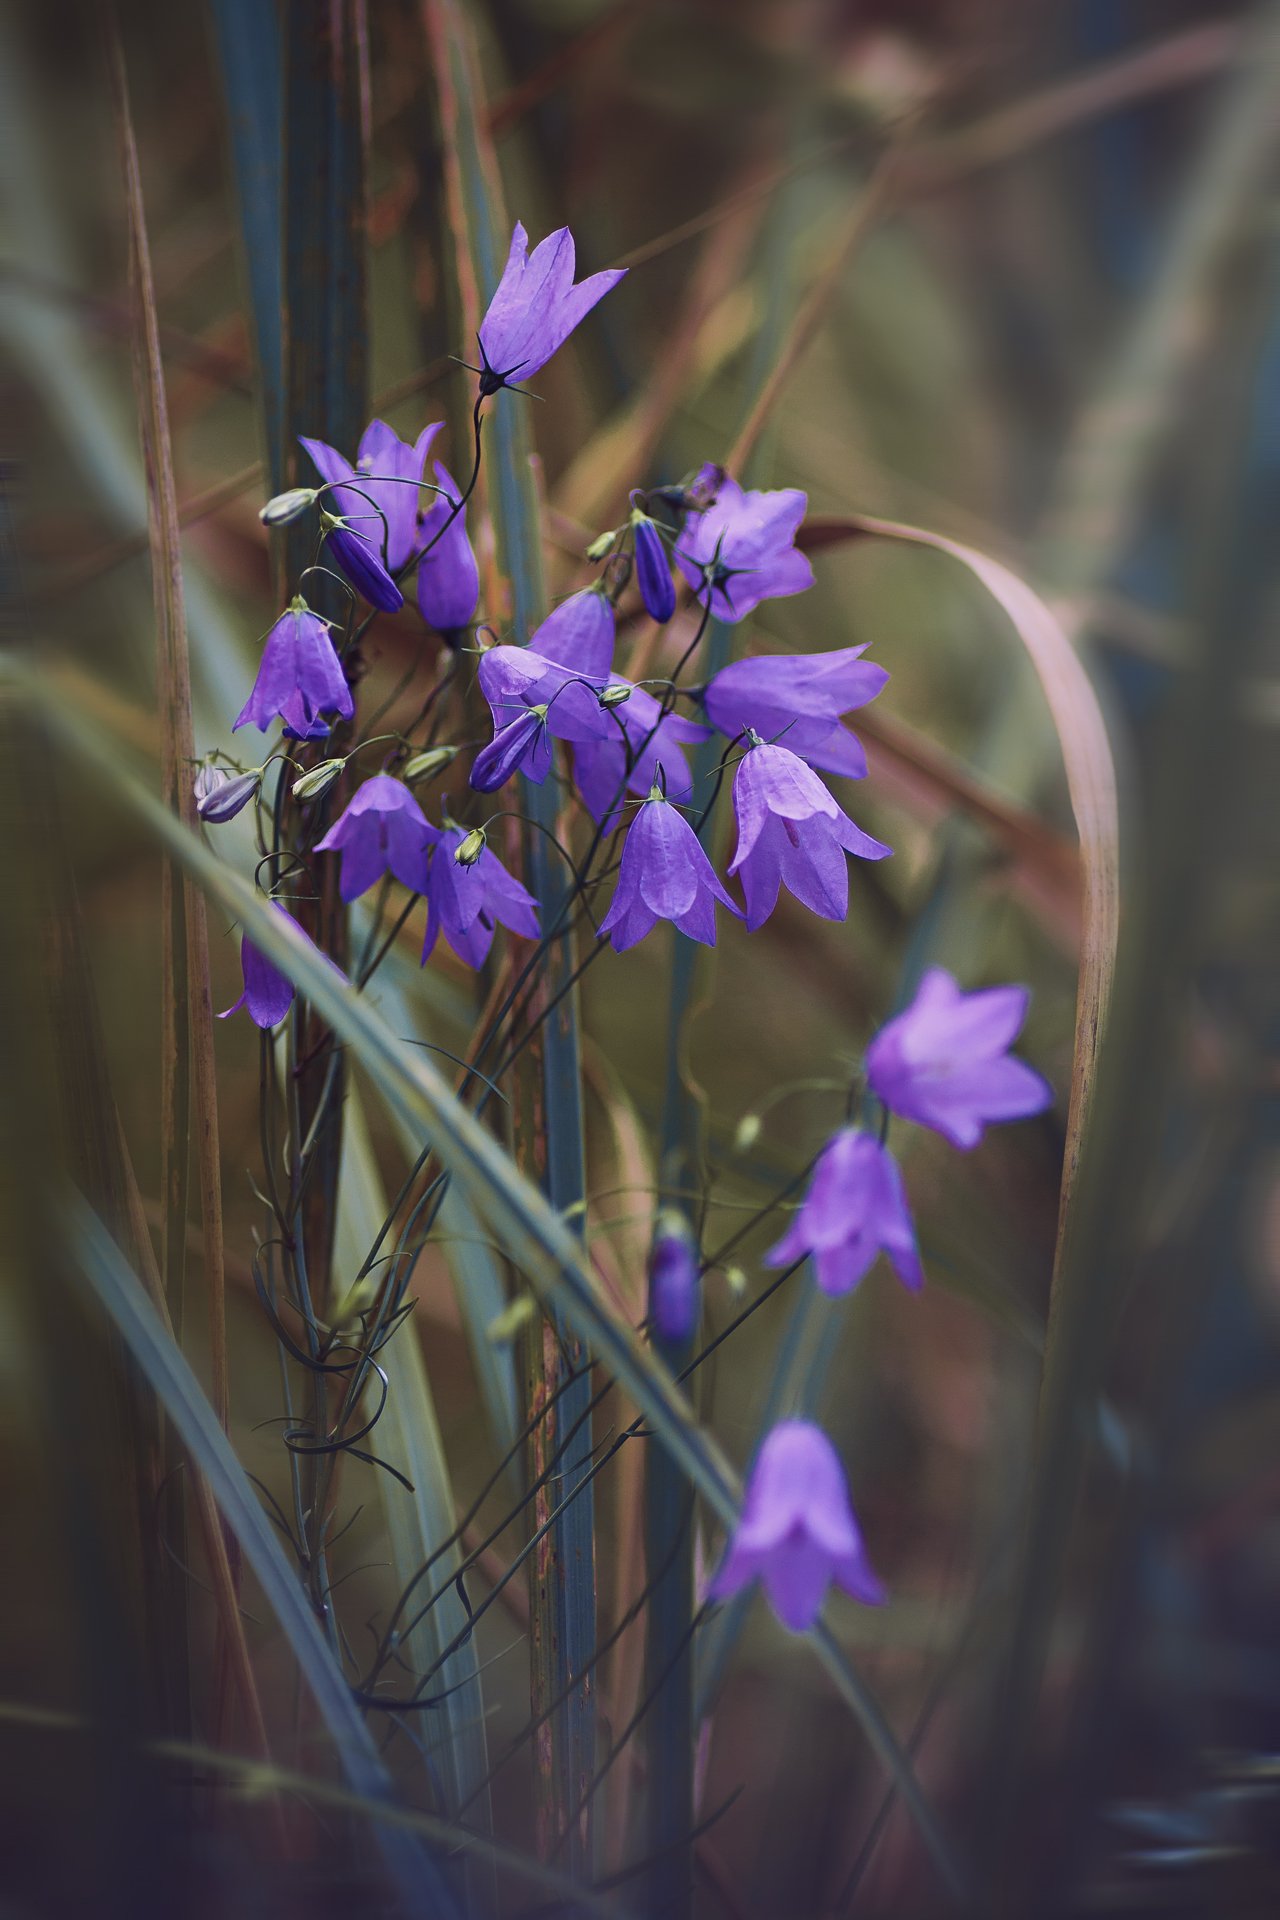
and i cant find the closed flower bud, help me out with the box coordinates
[259,486,317,526]
[599,682,632,708]
[585,528,618,562]
[402,744,459,785]
[734,1113,762,1153]
[291,757,346,802]
[632,514,676,622]
[649,1210,701,1348]
[453,826,487,868]
[197,767,261,823]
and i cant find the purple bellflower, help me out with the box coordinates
[675,471,814,622]
[314,774,438,902]
[219,902,339,1030]
[528,585,616,677]
[301,419,441,572]
[766,1129,923,1296]
[572,679,709,832]
[709,1420,886,1632]
[195,765,261,824]
[598,786,741,953]
[416,460,480,637]
[704,645,889,780]
[233,599,354,737]
[649,1211,701,1347]
[633,516,676,623]
[473,621,615,793]
[865,966,1053,1150]
[422,822,539,969]
[728,738,891,931]
[477,222,626,393]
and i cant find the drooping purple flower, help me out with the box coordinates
[633,516,676,623]
[528,586,616,677]
[571,679,709,832]
[766,1129,923,1296]
[649,1211,701,1346]
[320,514,405,613]
[598,787,741,953]
[477,222,626,392]
[675,472,814,623]
[314,773,438,902]
[728,739,891,931]
[301,419,442,571]
[219,902,340,1030]
[233,599,354,737]
[416,460,480,636]
[708,1420,885,1632]
[704,645,889,780]
[422,822,539,969]
[473,635,613,793]
[865,967,1053,1150]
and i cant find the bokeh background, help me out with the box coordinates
[3,1,1279,1915]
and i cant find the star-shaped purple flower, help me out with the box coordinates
[728,739,891,931]
[314,774,438,902]
[301,419,442,572]
[598,788,741,952]
[571,680,710,832]
[708,1420,886,1632]
[865,967,1053,1150]
[478,222,626,393]
[675,471,814,622]
[218,902,340,1030]
[421,822,540,969]
[233,599,354,737]
[704,645,889,780]
[766,1129,923,1295]
[416,459,480,637]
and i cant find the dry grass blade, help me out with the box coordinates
[806,512,1119,1296]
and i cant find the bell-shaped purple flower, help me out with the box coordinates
[766,1129,923,1295]
[675,472,814,622]
[728,739,891,931]
[422,822,540,968]
[571,680,709,832]
[528,586,616,677]
[416,459,480,636]
[314,773,438,902]
[649,1211,701,1346]
[708,1420,885,1632]
[473,637,613,793]
[477,222,626,392]
[705,645,888,780]
[633,517,676,623]
[598,788,741,953]
[301,419,442,571]
[233,600,354,737]
[470,706,554,792]
[865,967,1053,1150]
[219,902,340,1030]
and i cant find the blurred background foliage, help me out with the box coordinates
[3,0,1279,1914]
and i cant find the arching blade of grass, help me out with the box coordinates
[422,0,596,1872]
[334,1079,496,1910]
[68,1192,462,1920]
[18,656,967,1903]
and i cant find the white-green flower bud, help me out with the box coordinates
[402,745,459,785]
[291,757,345,802]
[454,827,486,867]
[599,683,631,709]
[259,487,317,527]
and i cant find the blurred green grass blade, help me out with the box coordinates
[423,0,596,1869]
[209,0,285,490]
[22,661,965,1899]
[68,1190,462,1920]
[335,1078,497,1904]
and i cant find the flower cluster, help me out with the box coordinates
[205,219,1058,1653]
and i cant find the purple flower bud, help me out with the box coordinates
[766,1130,922,1295]
[417,459,480,635]
[234,600,354,737]
[632,517,676,623]
[218,901,341,1030]
[196,767,261,824]
[313,773,438,901]
[708,1420,886,1632]
[728,740,891,931]
[477,222,626,394]
[597,788,741,952]
[302,420,442,571]
[422,822,539,969]
[322,516,405,613]
[865,968,1053,1150]
[649,1211,700,1345]
[470,707,553,793]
